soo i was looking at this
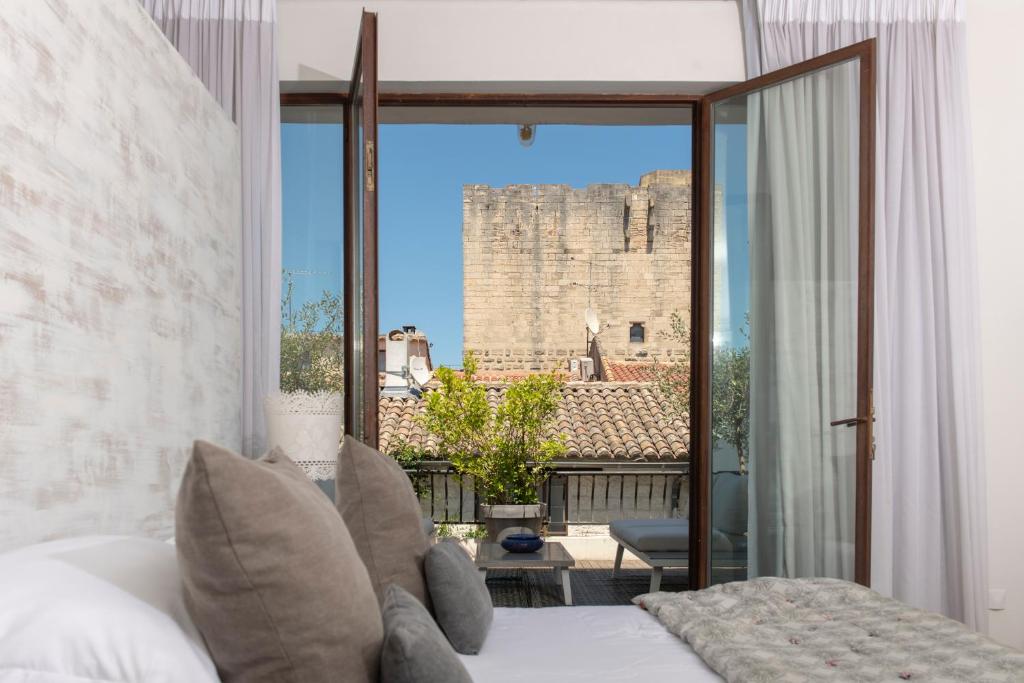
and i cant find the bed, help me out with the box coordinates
[459,606,721,682]
[2,536,1020,683]
[0,536,720,683]
[0,540,724,683]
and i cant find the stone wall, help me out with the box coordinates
[463,170,692,372]
[0,0,242,550]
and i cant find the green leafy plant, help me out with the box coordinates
[387,438,431,499]
[654,312,750,473]
[419,352,566,505]
[280,272,343,394]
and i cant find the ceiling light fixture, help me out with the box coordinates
[518,123,536,148]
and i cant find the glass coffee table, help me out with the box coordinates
[475,541,576,605]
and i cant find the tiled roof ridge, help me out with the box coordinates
[602,360,663,383]
[378,381,689,462]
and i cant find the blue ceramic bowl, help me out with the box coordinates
[501,534,544,553]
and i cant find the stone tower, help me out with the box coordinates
[462,170,693,372]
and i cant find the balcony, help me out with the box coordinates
[409,462,691,606]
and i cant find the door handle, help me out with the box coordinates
[830,416,866,427]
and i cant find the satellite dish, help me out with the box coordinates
[584,308,600,335]
[409,356,433,387]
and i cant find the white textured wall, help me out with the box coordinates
[0,0,242,550]
[968,0,1024,649]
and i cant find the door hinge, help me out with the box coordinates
[365,139,375,192]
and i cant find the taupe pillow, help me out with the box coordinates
[336,435,431,608]
[176,440,382,683]
[425,541,493,654]
[380,584,473,683]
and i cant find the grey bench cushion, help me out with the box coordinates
[610,519,690,553]
[611,473,749,557]
[712,528,747,555]
[611,519,740,554]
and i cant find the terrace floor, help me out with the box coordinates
[484,559,689,608]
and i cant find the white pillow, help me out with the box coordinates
[0,536,219,683]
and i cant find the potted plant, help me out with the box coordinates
[420,352,566,542]
[265,277,344,482]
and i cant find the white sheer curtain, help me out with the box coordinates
[738,0,988,630]
[142,0,282,456]
[746,60,860,581]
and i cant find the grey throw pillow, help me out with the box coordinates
[381,584,473,683]
[336,436,431,608]
[424,541,493,654]
[176,440,383,683]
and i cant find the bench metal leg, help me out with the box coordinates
[560,568,573,605]
[649,566,663,593]
[612,544,624,578]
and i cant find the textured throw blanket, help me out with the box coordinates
[636,578,1024,682]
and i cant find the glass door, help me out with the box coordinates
[694,41,876,587]
[344,11,379,447]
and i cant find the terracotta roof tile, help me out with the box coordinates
[603,362,660,383]
[378,382,688,462]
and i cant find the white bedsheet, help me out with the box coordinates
[460,606,722,683]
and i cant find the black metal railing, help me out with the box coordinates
[405,462,689,534]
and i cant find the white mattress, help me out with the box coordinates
[459,606,722,682]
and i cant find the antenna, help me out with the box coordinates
[584,308,600,336]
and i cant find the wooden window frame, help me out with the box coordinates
[281,36,876,590]
[694,39,876,589]
[343,11,380,448]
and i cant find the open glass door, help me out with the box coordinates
[694,41,875,588]
[344,11,379,447]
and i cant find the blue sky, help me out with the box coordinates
[282,121,749,368]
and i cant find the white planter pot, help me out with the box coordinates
[264,391,342,481]
[480,503,547,543]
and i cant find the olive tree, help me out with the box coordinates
[279,273,343,394]
[654,311,750,473]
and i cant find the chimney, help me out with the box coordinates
[381,327,433,397]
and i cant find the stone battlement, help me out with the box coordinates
[463,171,693,372]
